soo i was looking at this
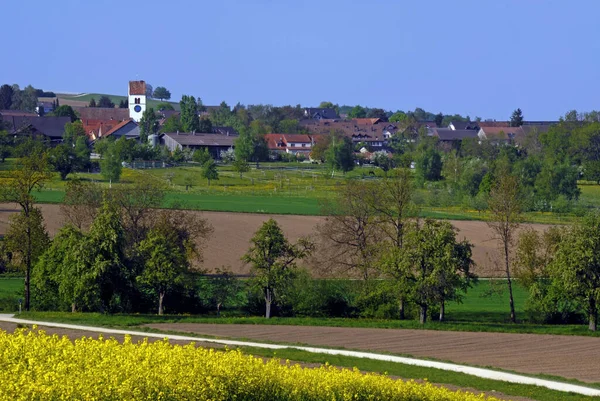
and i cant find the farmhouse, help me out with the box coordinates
[265,134,313,156]
[76,107,129,121]
[0,115,70,144]
[161,133,235,159]
[304,107,338,120]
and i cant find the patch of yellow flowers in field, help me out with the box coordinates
[0,327,500,401]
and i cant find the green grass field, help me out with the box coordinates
[0,278,23,311]
[2,155,600,220]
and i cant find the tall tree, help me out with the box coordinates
[201,159,219,186]
[60,179,103,231]
[97,140,122,183]
[325,133,354,175]
[348,105,367,119]
[137,222,187,315]
[88,98,97,108]
[98,96,115,108]
[0,84,14,109]
[393,219,475,324]
[62,120,86,145]
[0,151,52,310]
[5,208,50,310]
[153,87,171,101]
[510,108,524,127]
[20,85,38,112]
[487,172,523,323]
[50,105,78,122]
[317,181,380,281]
[548,213,600,331]
[139,108,159,142]
[179,95,200,132]
[145,84,153,98]
[243,219,313,318]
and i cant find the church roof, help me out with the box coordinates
[129,80,146,95]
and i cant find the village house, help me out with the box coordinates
[101,119,140,140]
[161,132,235,159]
[303,107,338,120]
[0,115,70,145]
[265,133,313,157]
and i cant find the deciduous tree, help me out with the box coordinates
[243,219,313,318]
[153,87,171,101]
[487,171,523,323]
[202,159,219,186]
[510,108,524,127]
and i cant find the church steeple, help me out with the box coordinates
[128,80,147,122]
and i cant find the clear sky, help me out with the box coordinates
[2,0,599,120]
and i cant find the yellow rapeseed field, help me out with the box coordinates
[0,327,500,401]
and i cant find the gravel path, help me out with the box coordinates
[145,323,600,384]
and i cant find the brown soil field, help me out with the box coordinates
[145,323,600,384]
[0,322,533,401]
[0,203,549,277]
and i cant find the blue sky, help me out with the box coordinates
[2,0,599,120]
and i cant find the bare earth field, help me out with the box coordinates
[0,203,549,277]
[144,323,600,384]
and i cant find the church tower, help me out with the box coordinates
[128,80,147,122]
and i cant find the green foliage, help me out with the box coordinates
[160,115,182,133]
[201,159,219,186]
[348,105,366,118]
[179,95,200,133]
[137,221,188,315]
[510,108,524,127]
[325,135,354,173]
[192,147,211,164]
[549,212,600,331]
[139,108,159,142]
[97,140,122,182]
[153,87,171,101]
[233,158,250,178]
[50,105,78,122]
[0,84,14,109]
[415,148,442,182]
[534,161,580,203]
[88,98,96,107]
[243,219,313,318]
[97,96,115,108]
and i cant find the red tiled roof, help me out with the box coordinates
[102,119,134,138]
[478,121,510,128]
[129,80,146,95]
[82,119,121,140]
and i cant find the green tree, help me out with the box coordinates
[0,130,13,162]
[139,108,159,143]
[325,134,354,175]
[201,159,219,186]
[487,172,523,323]
[48,144,77,180]
[180,95,200,132]
[20,85,38,112]
[199,117,213,133]
[205,268,241,316]
[5,208,50,310]
[243,219,313,318]
[153,87,171,101]
[62,121,86,145]
[366,108,388,120]
[434,113,444,127]
[98,96,115,108]
[348,105,367,119]
[88,98,97,107]
[549,213,600,331]
[0,84,14,109]
[415,148,443,182]
[0,151,52,310]
[192,147,211,164]
[391,219,475,324]
[233,158,250,178]
[137,224,187,315]
[98,140,122,183]
[60,179,103,230]
[160,115,182,133]
[50,105,78,122]
[510,108,524,127]
[534,161,580,203]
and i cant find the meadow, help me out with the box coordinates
[6,160,598,222]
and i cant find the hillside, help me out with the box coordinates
[41,93,180,111]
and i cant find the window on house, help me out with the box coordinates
[135,98,140,104]
[302,143,306,147]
